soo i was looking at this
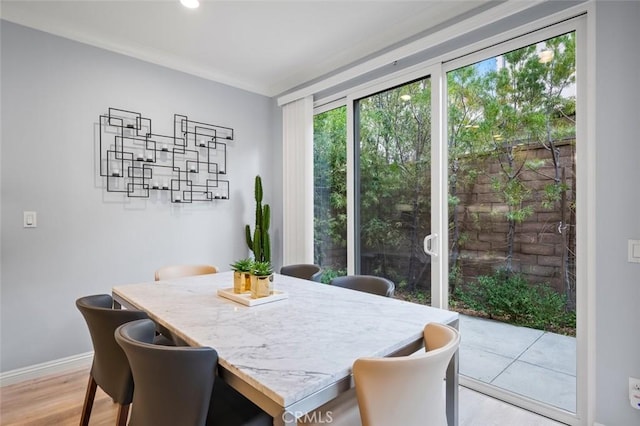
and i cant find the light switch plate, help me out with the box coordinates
[629,240,640,263]
[23,211,37,228]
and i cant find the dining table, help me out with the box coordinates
[112,271,459,426]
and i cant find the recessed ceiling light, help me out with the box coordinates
[180,0,200,9]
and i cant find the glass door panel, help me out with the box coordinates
[313,106,347,282]
[355,77,432,301]
[447,32,577,413]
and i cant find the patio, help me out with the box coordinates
[458,314,577,412]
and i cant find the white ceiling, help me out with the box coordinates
[0,0,494,97]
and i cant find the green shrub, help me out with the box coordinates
[317,267,346,284]
[455,269,575,332]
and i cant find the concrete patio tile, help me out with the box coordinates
[459,314,577,413]
[519,332,576,376]
[459,314,544,358]
[491,360,576,412]
[458,386,567,426]
[460,345,514,383]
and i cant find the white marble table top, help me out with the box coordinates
[113,271,458,411]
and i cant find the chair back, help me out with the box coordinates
[154,264,218,281]
[280,264,323,282]
[115,319,217,426]
[75,294,148,404]
[330,275,395,297]
[352,323,460,426]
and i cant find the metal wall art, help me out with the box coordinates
[99,108,232,203]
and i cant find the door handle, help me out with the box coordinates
[423,234,438,257]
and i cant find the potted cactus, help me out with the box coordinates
[245,175,271,263]
[250,261,274,298]
[230,258,252,293]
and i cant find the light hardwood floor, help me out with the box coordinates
[0,367,565,425]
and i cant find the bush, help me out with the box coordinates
[317,267,346,284]
[454,269,575,332]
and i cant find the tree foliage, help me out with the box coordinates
[356,78,432,288]
[313,33,576,308]
[314,106,347,269]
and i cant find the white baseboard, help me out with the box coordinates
[0,352,93,387]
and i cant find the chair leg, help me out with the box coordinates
[116,403,130,426]
[79,375,97,426]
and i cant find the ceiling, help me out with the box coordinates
[0,0,495,97]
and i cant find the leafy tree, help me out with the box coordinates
[314,107,347,269]
[535,33,577,309]
[356,78,432,289]
[447,33,576,307]
[480,45,548,271]
[447,65,486,292]
[314,33,577,313]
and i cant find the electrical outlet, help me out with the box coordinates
[630,377,640,410]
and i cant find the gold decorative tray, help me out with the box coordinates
[217,287,288,306]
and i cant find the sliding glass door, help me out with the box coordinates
[445,26,580,422]
[354,77,433,300]
[312,16,585,425]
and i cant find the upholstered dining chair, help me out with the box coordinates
[352,322,460,426]
[154,264,218,281]
[280,264,323,282]
[153,264,218,345]
[115,319,272,426]
[329,275,395,297]
[75,294,150,426]
[300,323,459,426]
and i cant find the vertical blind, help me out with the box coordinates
[281,96,314,265]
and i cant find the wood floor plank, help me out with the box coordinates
[0,368,118,425]
[1,366,564,425]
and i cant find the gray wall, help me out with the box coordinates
[0,21,280,371]
[594,2,640,425]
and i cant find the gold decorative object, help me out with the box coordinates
[230,258,253,294]
[251,274,274,298]
[249,261,274,298]
[233,271,251,293]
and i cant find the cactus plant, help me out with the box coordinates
[245,175,271,263]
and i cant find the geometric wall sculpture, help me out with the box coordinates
[99,108,232,203]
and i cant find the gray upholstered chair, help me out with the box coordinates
[280,264,323,282]
[154,264,218,281]
[115,319,272,426]
[330,275,395,297]
[76,294,150,426]
[353,323,460,426]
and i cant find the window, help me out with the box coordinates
[313,106,347,281]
